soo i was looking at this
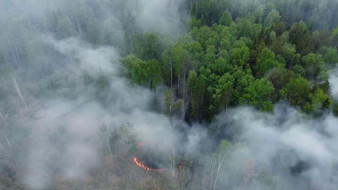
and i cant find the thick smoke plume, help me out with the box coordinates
[0,0,187,189]
[1,0,338,190]
[211,105,338,190]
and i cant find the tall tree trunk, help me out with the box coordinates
[10,75,28,112]
[170,56,173,117]
[10,47,21,71]
[77,17,82,36]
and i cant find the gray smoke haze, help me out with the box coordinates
[0,0,188,189]
[210,105,338,190]
[0,0,187,36]
[16,37,181,189]
[330,67,338,100]
[1,0,338,190]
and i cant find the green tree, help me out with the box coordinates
[239,78,274,111]
[194,0,228,26]
[185,41,203,61]
[143,33,161,60]
[281,43,296,67]
[301,53,325,80]
[172,43,189,77]
[289,21,313,55]
[254,48,282,78]
[130,34,144,59]
[331,26,338,47]
[203,45,216,64]
[282,77,310,107]
[219,11,232,26]
[304,88,332,113]
[187,71,206,121]
[231,18,262,40]
[130,33,161,60]
[209,73,234,114]
[230,40,250,68]
[263,9,281,28]
[120,54,161,88]
[268,67,294,96]
[320,47,338,64]
[193,26,219,50]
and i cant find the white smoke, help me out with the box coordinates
[211,105,338,190]
[1,1,338,190]
[329,67,338,100]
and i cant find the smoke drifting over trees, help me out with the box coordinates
[0,0,338,189]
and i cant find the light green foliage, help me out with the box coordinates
[281,43,296,66]
[204,45,217,64]
[282,77,310,107]
[239,78,274,111]
[219,11,232,26]
[254,48,282,78]
[118,3,338,120]
[130,33,161,60]
[120,54,161,88]
[280,31,289,43]
[130,34,144,58]
[187,71,206,121]
[268,68,293,92]
[304,88,332,113]
[188,17,203,29]
[264,9,281,28]
[193,26,219,50]
[4,1,338,188]
[209,73,234,113]
[211,56,231,75]
[301,53,326,80]
[269,31,277,42]
[289,21,314,55]
[143,34,161,60]
[320,47,338,64]
[231,17,262,39]
[233,69,254,93]
[230,40,250,68]
[186,41,203,60]
[254,5,265,23]
[193,0,228,26]
[331,26,338,47]
[172,42,189,77]
[218,140,230,156]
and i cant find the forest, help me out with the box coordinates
[1,0,338,189]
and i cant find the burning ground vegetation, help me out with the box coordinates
[0,124,194,190]
[0,123,231,190]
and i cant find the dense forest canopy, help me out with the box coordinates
[0,0,338,189]
[121,0,338,121]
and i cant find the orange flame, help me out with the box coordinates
[133,156,166,172]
